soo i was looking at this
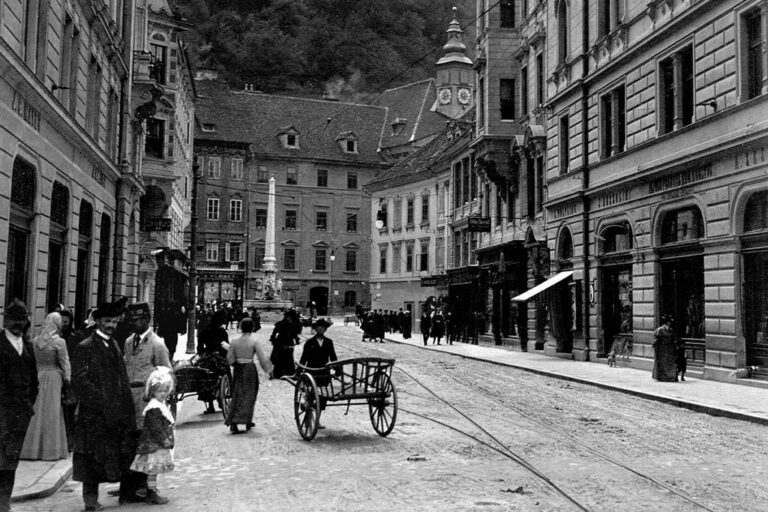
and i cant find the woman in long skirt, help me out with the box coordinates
[226,318,272,434]
[652,315,678,382]
[21,312,71,460]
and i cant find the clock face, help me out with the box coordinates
[457,87,471,105]
[438,88,452,105]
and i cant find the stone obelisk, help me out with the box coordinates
[263,176,277,294]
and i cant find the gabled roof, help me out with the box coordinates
[365,117,474,192]
[373,79,450,150]
[194,80,388,165]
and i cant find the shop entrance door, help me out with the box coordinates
[743,252,768,367]
[601,266,632,356]
[660,256,705,365]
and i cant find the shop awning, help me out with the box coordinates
[510,271,573,302]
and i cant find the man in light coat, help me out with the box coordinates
[119,303,171,504]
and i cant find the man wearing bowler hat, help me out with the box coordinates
[0,299,38,512]
[71,299,135,511]
[119,302,171,504]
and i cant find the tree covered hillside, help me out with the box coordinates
[174,0,476,97]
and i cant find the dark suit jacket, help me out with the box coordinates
[71,332,136,482]
[299,335,337,370]
[0,330,38,470]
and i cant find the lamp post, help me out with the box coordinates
[327,250,335,316]
[186,160,201,354]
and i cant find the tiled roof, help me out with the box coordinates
[364,119,474,192]
[194,80,388,165]
[373,79,450,150]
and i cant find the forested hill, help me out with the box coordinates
[173,0,475,98]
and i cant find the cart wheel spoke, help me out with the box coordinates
[368,372,398,437]
[294,374,320,441]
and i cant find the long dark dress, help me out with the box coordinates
[196,324,229,404]
[652,324,677,382]
[269,319,299,379]
[226,334,271,426]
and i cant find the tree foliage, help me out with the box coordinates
[173,0,475,95]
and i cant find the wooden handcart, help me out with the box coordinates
[168,354,233,420]
[283,357,398,441]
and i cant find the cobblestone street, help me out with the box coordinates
[15,324,768,512]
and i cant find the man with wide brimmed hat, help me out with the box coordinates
[0,299,38,512]
[300,318,337,383]
[71,299,136,511]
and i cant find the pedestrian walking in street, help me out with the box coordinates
[0,299,38,512]
[652,315,678,382]
[156,304,185,362]
[226,318,272,434]
[196,310,230,414]
[420,310,432,346]
[20,312,70,461]
[430,311,446,345]
[119,303,171,503]
[71,300,136,512]
[130,367,175,505]
[401,309,412,339]
[269,310,300,379]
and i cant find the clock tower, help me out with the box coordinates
[435,7,473,119]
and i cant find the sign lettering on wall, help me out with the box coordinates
[597,188,630,208]
[12,90,40,131]
[648,166,713,194]
[467,217,491,232]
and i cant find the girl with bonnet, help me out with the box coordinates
[130,367,175,504]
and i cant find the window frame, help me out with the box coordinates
[207,156,221,179]
[283,247,296,270]
[230,158,244,180]
[205,242,219,261]
[206,197,220,221]
[347,171,358,189]
[316,210,328,231]
[286,167,297,185]
[285,209,297,230]
[255,208,267,229]
[229,198,242,222]
[317,168,328,187]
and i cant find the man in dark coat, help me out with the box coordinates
[299,318,337,388]
[0,299,38,512]
[71,300,136,511]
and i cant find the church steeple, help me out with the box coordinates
[435,7,473,119]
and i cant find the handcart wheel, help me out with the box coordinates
[218,372,233,421]
[294,373,321,441]
[368,371,398,437]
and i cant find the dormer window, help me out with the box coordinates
[278,125,300,149]
[391,117,407,135]
[202,123,216,133]
[336,131,358,154]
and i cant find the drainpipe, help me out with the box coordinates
[581,0,591,358]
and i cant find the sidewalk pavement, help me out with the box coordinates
[383,331,768,426]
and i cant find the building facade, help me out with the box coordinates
[455,0,768,381]
[193,77,388,314]
[0,0,144,327]
[133,0,196,320]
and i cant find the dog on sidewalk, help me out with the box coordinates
[606,350,616,367]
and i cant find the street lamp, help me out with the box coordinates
[328,250,335,316]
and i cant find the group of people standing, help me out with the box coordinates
[0,297,178,512]
[360,308,412,343]
[419,308,448,346]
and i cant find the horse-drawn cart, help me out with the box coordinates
[283,357,397,441]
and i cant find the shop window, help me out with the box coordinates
[744,190,768,232]
[661,207,703,244]
[602,224,632,253]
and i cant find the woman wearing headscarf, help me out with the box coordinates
[20,312,71,460]
[225,318,272,434]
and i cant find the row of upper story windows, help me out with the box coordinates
[378,237,443,275]
[203,241,360,273]
[199,156,359,189]
[204,198,359,232]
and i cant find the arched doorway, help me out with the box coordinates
[740,190,768,368]
[598,222,634,356]
[6,157,36,306]
[657,206,705,366]
[310,286,329,316]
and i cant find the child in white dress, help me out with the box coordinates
[130,367,175,504]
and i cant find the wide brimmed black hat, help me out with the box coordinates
[126,302,151,317]
[312,318,332,329]
[3,298,28,321]
[93,297,128,319]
